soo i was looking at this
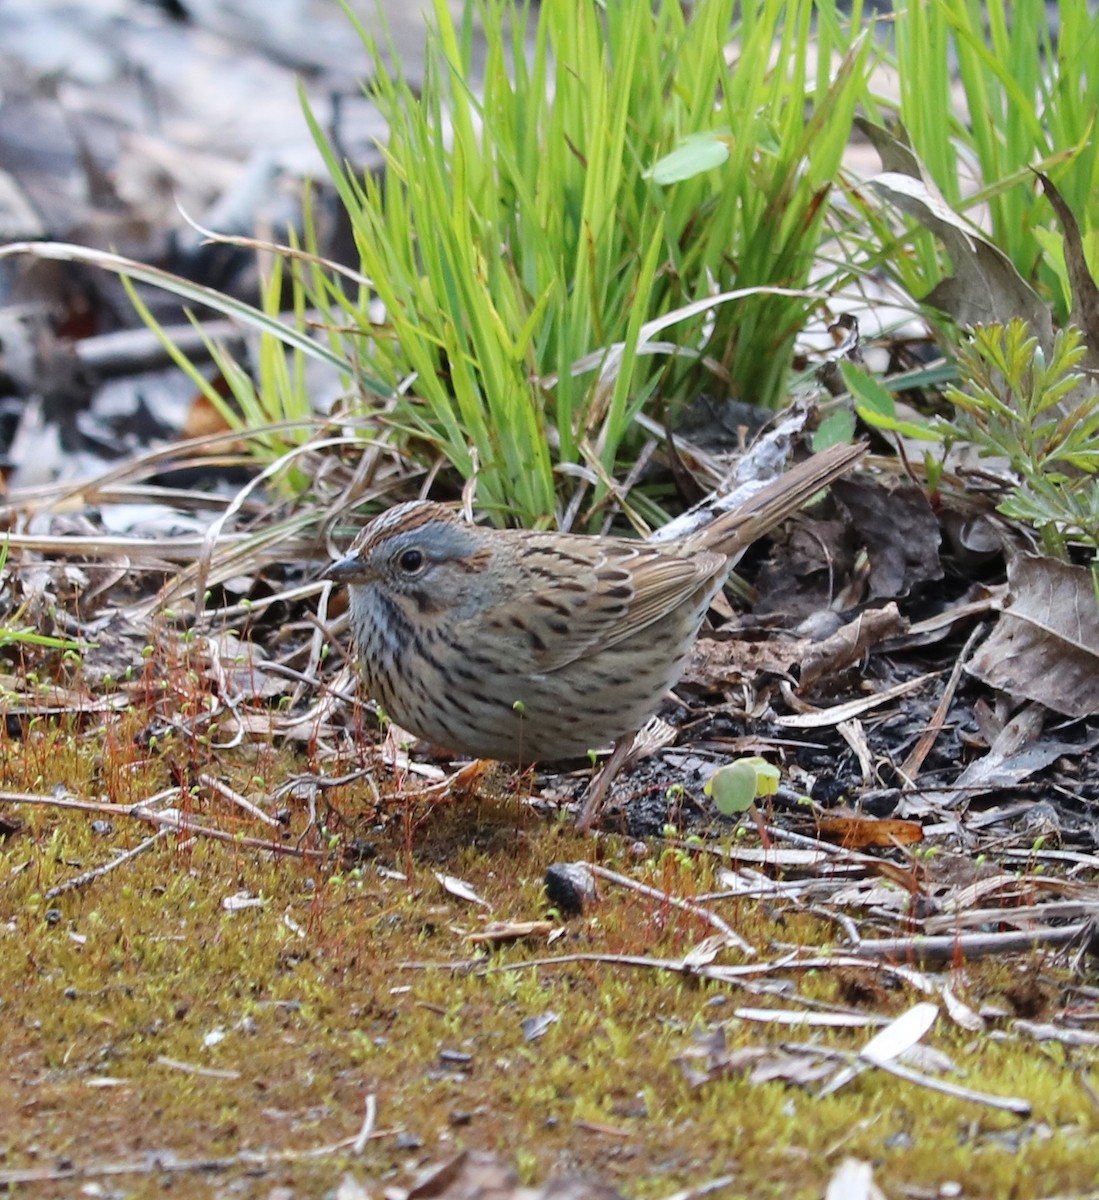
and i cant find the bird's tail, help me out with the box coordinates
[698,440,866,560]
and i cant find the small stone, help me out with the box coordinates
[544,861,597,916]
[439,1049,472,1068]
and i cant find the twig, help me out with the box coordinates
[405,944,1091,999]
[924,899,1099,936]
[573,1119,632,1138]
[0,791,328,860]
[774,673,938,729]
[899,623,985,783]
[0,1128,396,1188]
[844,922,1092,963]
[402,949,916,983]
[45,827,173,900]
[758,823,916,886]
[134,807,326,860]
[351,1094,378,1155]
[659,1175,739,1200]
[156,1057,242,1080]
[587,863,756,956]
[197,773,281,828]
[399,951,731,975]
[803,904,862,946]
[3,531,257,562]
[808,1043,1031,1116]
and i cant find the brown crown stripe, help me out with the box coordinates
[352,500,456,552]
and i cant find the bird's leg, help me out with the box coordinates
[575,734,637,832]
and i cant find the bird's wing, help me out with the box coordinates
[473,537,727,674]
[605,545,727,640]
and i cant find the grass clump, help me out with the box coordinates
[301,0,873,525]
[3,0,1097,562]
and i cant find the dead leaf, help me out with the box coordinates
[733,1007,888,1028]
[753,515,856,620]
[467,921,554,945]
[798,603,909,689]
[680,629,806,690]
[825,1159,886,1200]
[435,872,492,911]
[680,934,727,971]
[746,1049,838,1087]
[837,717,875,783]
[815,816,924,849]
[676,1028,836,1088]
[1015,1020,1099,1047]
[403,1150,624,1200]
[939,987,985,1034]
[859,1002,939,1065]
[404,1151,512,1200]
[832,479,943,600]
[1038,173,1099,375]
[870,169,1053,350]
[968,554,1099,717]
[776,673,933,728]
[335,1174,371,1200]
[203,633,289,701]
[900,702,1099,816]
[520,1012,559,1042]
[182,390,236,442]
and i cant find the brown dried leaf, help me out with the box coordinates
[753,515,856,620]
[870,171,1053,350]
[677,1028,836,1087]
[798,603,909,690]
[680,629,807,690]
[968,555,1099,717]
[832,479,943,600]
[815,815,924,849]
[410,1154,513,1200]
[1038,172,1099,374]
[900,702,1099,816]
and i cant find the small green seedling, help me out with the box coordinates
[705,756,781,816]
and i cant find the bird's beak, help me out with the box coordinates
[323,552,368,584]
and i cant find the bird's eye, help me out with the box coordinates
[396,547,425,574]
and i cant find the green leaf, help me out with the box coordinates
[704,757,781,816]
[841,361,941,442]
[746,757,782,797]
[644,131,733,184]
[840,360,895,420]
[812,408,857,450]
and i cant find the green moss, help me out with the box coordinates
[1,699,1097,1198]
